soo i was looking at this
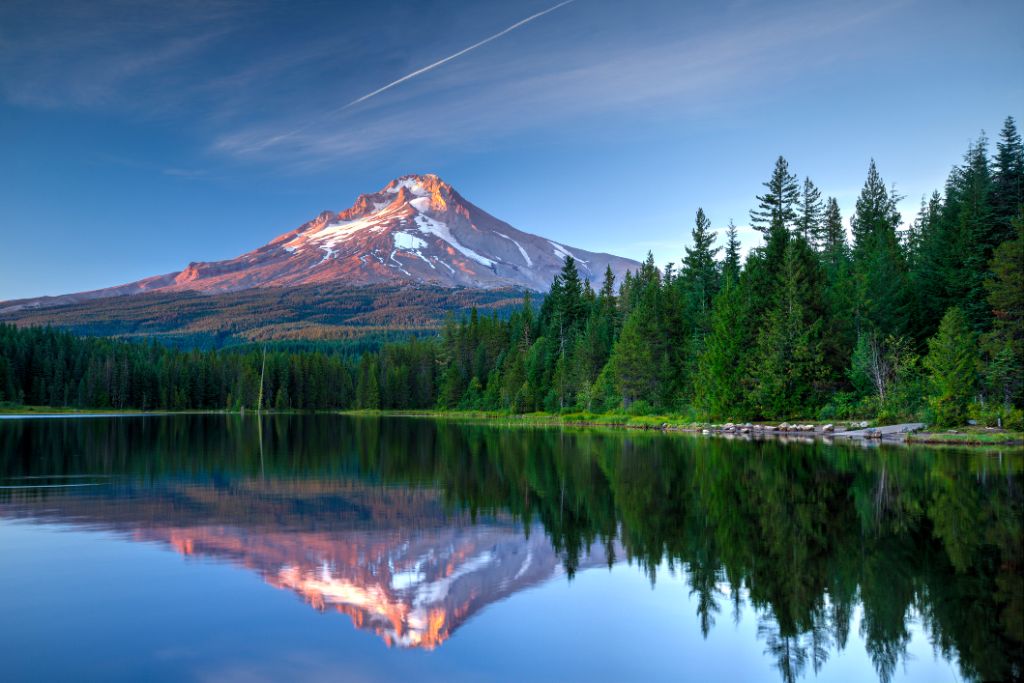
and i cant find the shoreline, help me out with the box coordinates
[0,407,1020,448]
[339,410,1024,447]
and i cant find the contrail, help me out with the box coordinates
[252,0,576,151]
[345,0,575,108]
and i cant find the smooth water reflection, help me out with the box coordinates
[0,415,1020,682]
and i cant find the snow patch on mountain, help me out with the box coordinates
[414,215,495,268]
[309,214,387,248]
[549,240,589,271]
[393,232,427,251]
[497,232,532,267]
[388,178,428,196]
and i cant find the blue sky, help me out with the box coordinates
[1,0,1021,300]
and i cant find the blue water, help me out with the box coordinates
[0,414,1018,682]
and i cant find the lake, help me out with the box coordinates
[0,414,1020,682]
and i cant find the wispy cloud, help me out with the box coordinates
[0,0,246,111]
[241,0,576,154]
[214,1,904,170]
[1,0,907,171]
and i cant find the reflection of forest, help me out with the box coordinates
[1,415,1021,682]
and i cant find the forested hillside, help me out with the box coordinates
[0,284,526,348]
[2,117,1021,427]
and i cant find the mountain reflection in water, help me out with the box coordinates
[0,414,1020,683]
[2,477,610,650]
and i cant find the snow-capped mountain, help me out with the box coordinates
[1,174,638,313]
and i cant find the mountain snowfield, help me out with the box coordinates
[1,174,638,313]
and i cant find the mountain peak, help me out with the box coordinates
[0,175,640,313]
[384,173,447,192]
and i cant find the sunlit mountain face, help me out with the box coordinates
[0,174,639,315]
[0,414,1020,683]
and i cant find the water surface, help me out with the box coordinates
[0,415,1020,682]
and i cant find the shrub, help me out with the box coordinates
[969,401,1024,430]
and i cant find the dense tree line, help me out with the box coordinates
[423,116,1024,427]
[1,116,1021,426]
[0,326,357,411]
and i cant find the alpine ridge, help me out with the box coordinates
[1,174,639,313]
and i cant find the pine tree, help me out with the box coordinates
[982,218,1024,406]
[696,279,750,419]
[797,177,824,246]
[722,220,742,285]
[681,208,722,331]
[611,309,658,409]
[956,137,997,330]
[818,198,844,262]
[818,197,855,385]
[992,116,1024,239]
[850,160,908,336]
[554,256,586,344]
[751,156,800,236]
[749,238,826,418]
[923,307,977,427]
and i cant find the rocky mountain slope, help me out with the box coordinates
[1,174,638,314]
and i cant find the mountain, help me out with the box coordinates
[0,174,639,314]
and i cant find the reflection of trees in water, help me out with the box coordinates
[757,611,835,683]
[0,415,1021,682]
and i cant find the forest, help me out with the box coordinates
[1,116,1022,428]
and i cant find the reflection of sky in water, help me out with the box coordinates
[0,516,954,683]
[0,414,1018,682]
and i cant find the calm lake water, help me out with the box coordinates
[0,415,1020,682]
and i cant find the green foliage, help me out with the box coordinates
[851,160,909,337]
[981,218,1024,406]
[696,280,750,420]
[750,156,800,235]
[3,116,1021,426]
[923,308,978,427]
[611,302,660,408]
[796,177,824,245]
[848,332,920,421]
[749,237,826,418]
[968,401,1024,431]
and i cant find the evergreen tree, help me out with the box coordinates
[982,218,1024,406]
[751,156,800,236]
[722,220,742,285]
[611,307,658,409]
[957,137,997,330]
[908,189,958,342]
[680,208,722,337]
[696,279,750,419]
[749,238,826,418]
[992,116,1024,238]
[923,307,977,427]
[820,198,847,266]
[850,160,908,336]
[797,177,824,246]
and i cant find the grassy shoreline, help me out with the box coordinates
[2,405,1021,448]
[342,409,1024,446]
[906,430,1024,446]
